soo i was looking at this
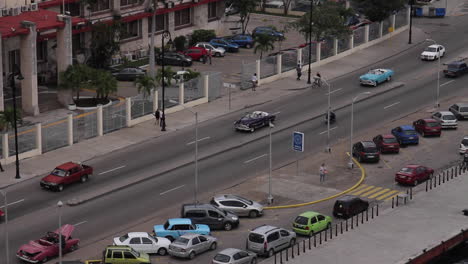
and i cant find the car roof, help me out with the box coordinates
[422,118,438,122]
[56,162,77,170]
[298,211,320,218]
[217,248,242,255]
[437,111,454,115]
[381,134,395,138]
[400,125,415,130]
[106,245,132,250]
[337,195,360,202]
[252,225,279,234]
[168,218,192,225]
[449,61,466,65]
[453,102,468,107]
[179,233,204,239]
[187,46,205,50]
[404,164,421,168]
[428,44,441,48]
[183,203,215,209]
[360,141,376,147]
[127,232,149,238]
[214,194,246,201]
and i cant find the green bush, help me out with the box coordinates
[190,29,216,45]
[174,36,187,51]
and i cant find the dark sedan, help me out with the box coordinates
[156,52,193,67]
[113,67,146,81]
[234,111,276,132]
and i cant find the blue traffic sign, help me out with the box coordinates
[293,131,304,152]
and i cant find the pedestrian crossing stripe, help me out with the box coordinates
[378,190,400,201]
[384,191,401,201]
[367,188,391,199]
[347,185,401,201]
[349,185,374,195]
[361,187,383,197]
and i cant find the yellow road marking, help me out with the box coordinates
[349,185,374,195]
[376,190,399,200]
[385,192,401,201]
[382,159,392,169]
[368,188,391,199]
[347,184,368,194]
[361,187,382,197]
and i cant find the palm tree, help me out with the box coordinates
[134,75,157,98]
[0,107,21,132]
[58,64,92,103]
[90,70,118,100]
[254,33,275,59]
[155,66,175,87]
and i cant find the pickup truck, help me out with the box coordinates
[443,61,468,77]
[40,162,93,192]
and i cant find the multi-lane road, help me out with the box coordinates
[3,14,468,263]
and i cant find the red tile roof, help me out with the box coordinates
[38,0,79,8]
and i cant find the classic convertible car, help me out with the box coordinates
[234,111,276,132]
[359,68,394,87]
[16,224,79,263]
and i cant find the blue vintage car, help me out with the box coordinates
[209,38,239,52]
[359,68,394,87]
[224,34,254,49]
[252,26,285,40]
[153,218,210,242]
[391,125,419,145]
[234,111,276,132]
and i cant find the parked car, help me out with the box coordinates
[194,42,226,57]
[413,118,442,137]
[210,194,263,218]
[213,248,257,264]
[246,225,296,257]
[420,44,445,61]
[234,111,276,132]
[209,38,239,52]
[224,34,254,48]
[264,0,284,8]
[252,26,284,40]
[432,111,458,129]
[459,136,468,154]
[156,52,192,66]
[40,162,93,192]
[181,203,239,231]
[350,19,371,30]
[359,68,394,87]
[449,103,468,120]
[352,141,380,163]
[16,224,79,264]
[152,218,210,242]
[373,134,400,154]
[182,47,208,62]
[333,196,369,219]
[168,233,217,259]
[266,48,297,64]
[443,61,468,77]
[0,209,4,218]
[395,165,434,186]
[225,3,240,15]
[113,232,170,255]
[292,211,331,237]
[391,125,419,146]
[112,67,146,81]
[101,245,151,264]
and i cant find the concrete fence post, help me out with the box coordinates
[179,82,185,105]
[316,42,322,62]
[349,34,354,50]
[333,38,339,55]
[276,54,282,75]
[35,123,42,154]
[407,6,411,25]
[379,22,383,38]
[364,24,370,43]
[203,75,209,99]
[67,114,73,146]
[125,98,132,127]
[2,133,9,159]
[152,90,158,112]
[97,105,103,136]
[391,14,396,31]
[297,48,303,65]
[256,59,261,82]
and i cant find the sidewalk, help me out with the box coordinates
[0,26,427,189]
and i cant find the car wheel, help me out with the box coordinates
[249,210,259,218]
[308,230,314,237]
[57,184,64,192]
[215,52,221,57]
[80,174,88,183]
[224,222,233,231]
[166,236,174,242]
[41,257,49,263]
[189,251,196,259]
[158,247,167,256]
[246,44,252,49]
[413,180,418,186]
[70,243,79,251]
[289,238,296,247]
[250,127,255,133]
[251,258,257,264]
[387,76,391,82]
[267,249,275,257]
[373,81,377,87]
[327,223,331,229]
[210,242,217,250]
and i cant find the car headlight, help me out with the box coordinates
[232,216,239,221]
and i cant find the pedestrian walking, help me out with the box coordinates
[251,73,258,91]
[296,64,302,80]
[154,108,161,125]
[319,163,328,183]
[208,50,212,65]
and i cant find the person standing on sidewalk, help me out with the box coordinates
[251,73,258,91]
[154,108,161,125]
[296,64,302,80]
[319,163,328,183]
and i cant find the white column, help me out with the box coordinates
[203,75,209,99]
[2,133,8,160]
[179,82,184,105]
[345,0,350,9]
[125,98,132,127]
[152,90,158,112]
[276,54,282,74]
[407,6,411,25]
[0,35,4,112]
[20,21,39,116]
[379,22,383,38]
[112,0,121,15]
[56,15,73,106]
[67,114,73,146]
[256,59,261,81]
[97,105,103,136]
[391,14,396,30]
[349,34,354,50]
[333,38,338,55]
[316,42,321,62]
[297,48,303,66]
[364,24,370,43]
[35,123,42,154]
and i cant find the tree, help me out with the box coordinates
[291,1,353,43]
[232,0,261,34]
[155,66,175,87]
[281,0,294,15]
[190,29,216,46]
[134,75,157,98]
[58,64,92,102]
[351,0,406,22]
[254,33,275,59]
[173,36,187,52]
[88,17,124,69]
[90,70,118,100]
[0,107,21,132]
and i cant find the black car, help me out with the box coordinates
[333,195,369,219]
[352,141,380,163]
[156,52,193,67]
[112,67,146,81]
[181,203,239,231]
[234,111,276,132]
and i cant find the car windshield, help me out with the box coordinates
[426,122,439,127]
[448,65,459,71]
[462,139,468,146]
[248,233,264,243]
[425,47,437,52]
[51,168,67,177]
[383,137,397,143]
[369,69,383,75]
[242,113,262,120]
[163,221,170,230]
[459,107,468,112]
[443,115,456,120]
[400,167,415,173]
[213,254,231,262]
[364,147,378,152]
[119,234,129,243]
[173,237,190,245]
[294,216,309,225]
[232,196,253,205]
[403,130,416,135]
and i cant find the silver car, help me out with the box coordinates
[211,194,263,218]
[449,103,468,120]
[213,248,257,264]
[194,42,226,57]
[168,233,217,259]
[432,111,458,129]
[246,225,296,257]
[459,136,468,154]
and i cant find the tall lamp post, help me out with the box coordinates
[57,201,63,264]
[169,100,198,204]
[307,0,319,84]
[9,66,24,179]
[160,30,173,132]
[408,0,414,44]
[267,121,274,204]
[321,77,331,153]
[426,39,441,108]
[1,189,9,264]
[148,0,157,78]
[348,92,371,169]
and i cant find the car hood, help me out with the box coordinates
[153,225,165,234]
[359,73,377,80]
[421,51,437,56]
[41,174,63,183]
[215,47,226,52]
[236,117,257,125]
[54,224,75,240]
[113,237,122,245]
[18,242,46,253]
[156,237,172,246]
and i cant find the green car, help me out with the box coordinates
[292,211,332,236]
[102,245,151,264]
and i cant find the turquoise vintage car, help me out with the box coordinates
[359,68,394,87]
[153,218,210,242]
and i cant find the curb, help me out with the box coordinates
[264,152,366,209]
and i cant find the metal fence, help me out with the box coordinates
[42,118,68,153]
[241,60,256,90]
[260,55,278,79]
[281,50,298,73]
[301,43,317,66]
[321,38,334,60]
[353,26,366,47]
[338,36,350,53]
[369,22,380,42]
[382,17,392,36]
[395,9,407,28]
[207,72,222,101]
[73,111,98,143]
[103,102,127,134]
[131,94,153,119]
[8,125,36,156]
[184,76,204,103]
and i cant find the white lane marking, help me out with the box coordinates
[440,80,454,87]
[74,221,88,226]
[244,154,268,164]
[160,185,185,195]
[187,136,211,146]
[0,199,25,209]
[319,126,338,135]
[99,165,126,175]
[325,88,342,95]
[384,101,400,109]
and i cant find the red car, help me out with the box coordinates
[0,209,4,218]
[373,134,400,153]
[413,118,441,137]
[395,165,434,186]
[16,224,80,263]
[182,47,209,62]
[40,162,93,192]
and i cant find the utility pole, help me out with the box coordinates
[149,0,157,78]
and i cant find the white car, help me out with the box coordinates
[432,111,457,129]
[194,42,226,57]
[113,232,171,255]
[459,136,468,154]
[421,44,445,61]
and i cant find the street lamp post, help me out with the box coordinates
[57,201,63,264]
[426,39,441,108]
[348,92,371,169]
[1,189,9,264]
[307,0,318,84]
[149,0,157,78]
[408,0,414,44]
[321,78,331,153]
[9,66,24,179]
[161,30,173,132]
[267,121,274,204]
